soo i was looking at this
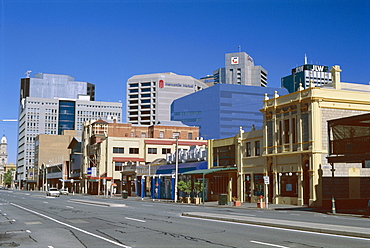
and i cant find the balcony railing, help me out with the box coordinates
[330,135,370,155]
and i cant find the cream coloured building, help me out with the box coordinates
[260,66,370,207]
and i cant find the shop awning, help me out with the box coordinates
[182,167,236,175]
[113,157,145,162]
[156,161,207,175]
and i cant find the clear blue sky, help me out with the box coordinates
[1,0,369,163]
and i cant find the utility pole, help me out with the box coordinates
[174,136,179,202]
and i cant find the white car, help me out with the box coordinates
[46,188,60,197]
[59,189,69,195]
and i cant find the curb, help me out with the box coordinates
[182,212,370,239]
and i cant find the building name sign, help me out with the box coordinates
[293,64,328,74]
[231,57,239,64]
[165,82,193,88]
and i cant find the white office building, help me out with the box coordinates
[17,73,122,185]
[225,52,268,87]
[126,72,208,125]
[281,56,332,93]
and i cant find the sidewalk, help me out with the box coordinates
[86,195,370,239]
[181,211,370,239]
[122,196,369,216]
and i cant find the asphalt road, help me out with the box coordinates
[1,190,369,248]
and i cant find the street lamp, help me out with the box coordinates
[174,136,179,202]
[330,163,336,214]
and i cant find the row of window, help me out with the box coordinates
[113,147,171,155]
[77,104,121,109]
[246,141,260,157]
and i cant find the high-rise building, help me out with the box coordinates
[225,52,268,87]
[202,52,268,87]
[126,72,208,126]
[17,73,122,187]
[281,56,332,93]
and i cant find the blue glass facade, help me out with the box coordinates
[58,101,75,135]
[171,84,288,139]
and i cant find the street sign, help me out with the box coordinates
[263,176,269,185]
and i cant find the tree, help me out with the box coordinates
[3,169,14,187]
[177,180,192,196]
[193,180,204,197]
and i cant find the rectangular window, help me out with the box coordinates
[159,131,164,139]
[255,141,260,156]
[113,147,124,154]
[302,113,309,142]
[148,148,157,154]
[162,148,171,154]
[292,118,297,143]
[253,174,264,196]
[115,162,123,171]
[141,132,146,138]
[129,148,139,154]
[279,121,283,145]
[188,132,193,140]
[284,119,290,144]
[246,142,251,157]
[267,121,273,147]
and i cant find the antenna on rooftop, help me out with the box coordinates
[25,70,32,78]
[304,54,308,65]
[238,45,241,52]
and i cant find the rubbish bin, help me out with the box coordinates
[218,194,228,205]
[122,190,128,199]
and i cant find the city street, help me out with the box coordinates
[0,190,369,248]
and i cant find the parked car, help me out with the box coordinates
[59,188,69,195]
[46,188,60,197]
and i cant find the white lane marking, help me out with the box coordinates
[229,212,256,217]
[43,201,48,204]
[69,201,109,207]
[66,206,74,209]
[125,217,146,223]
[182,215,370,241]
[251,240,289,248]
[10,203,131,248]
[141,204,153,207]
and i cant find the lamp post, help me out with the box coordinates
[330,163,336,214]
[174,136,179,202]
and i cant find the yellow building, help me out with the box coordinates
[208,66,370,208]
[261,66,370,207]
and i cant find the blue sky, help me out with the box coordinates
[1,0,369,163]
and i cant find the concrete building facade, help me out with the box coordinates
[281,57,332,93]
[82,119,206,196]
[204,66,370,209]
[261,66,370,207]
[225,52,268,87]
[126,72,208,126]
[17,73,122,187]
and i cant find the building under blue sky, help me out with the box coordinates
[171,84,288,140]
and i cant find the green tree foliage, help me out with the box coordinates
[3,169,14,187]
[177,180,192,196]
